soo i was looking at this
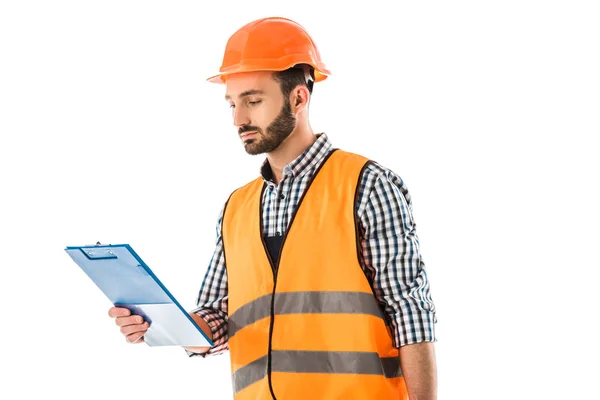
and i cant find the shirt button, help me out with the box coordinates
[280,193,285,200]
[276,231,282,236]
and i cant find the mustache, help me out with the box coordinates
[239,126,261,136]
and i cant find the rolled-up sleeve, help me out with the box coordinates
[358,165,437,348]
[186,206,230,357]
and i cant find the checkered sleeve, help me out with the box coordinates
[186,205,229,357]
[357,164,437,348]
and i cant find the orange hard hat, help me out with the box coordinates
[207,17,331,84]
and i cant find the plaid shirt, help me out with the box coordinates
[190,133,436,357]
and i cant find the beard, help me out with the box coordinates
[240,98,296,155]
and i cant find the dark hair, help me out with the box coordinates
[272,64,315,98]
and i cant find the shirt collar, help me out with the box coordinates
[260,133,333,184]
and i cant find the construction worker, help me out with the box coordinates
[109,16,438,400]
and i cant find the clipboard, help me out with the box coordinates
[64,243,214,348]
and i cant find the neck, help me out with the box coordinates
[266,122,316,185]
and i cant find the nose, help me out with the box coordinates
[232,106,250,128]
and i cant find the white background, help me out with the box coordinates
[1,1,598,399]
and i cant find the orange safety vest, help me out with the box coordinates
[222,149,408,399]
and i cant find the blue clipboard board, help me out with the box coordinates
[65,243,214,347]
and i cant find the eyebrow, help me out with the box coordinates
[225,89,265,101]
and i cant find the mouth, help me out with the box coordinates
[240,131,258,140]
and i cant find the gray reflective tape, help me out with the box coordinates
[232,351,402,394]
[229,294,272,338]
[229,291,384,338]
[272,350,402,378]
[232,355,268,394]
[275,291,384,318]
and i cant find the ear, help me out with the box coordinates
[291,86,310,113]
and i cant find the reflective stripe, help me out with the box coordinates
[229,294,272,339]
[229,291,384,338]
[273,351,402,378]
[232,351,402,394]
[232,355,268,394]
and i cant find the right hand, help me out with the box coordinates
[108,306,149,344]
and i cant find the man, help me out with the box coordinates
[109,16,437,399]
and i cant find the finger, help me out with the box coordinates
[120,321,149,336]
[108,307,131,318]
[115,315,145,327]
[126,331,146,344]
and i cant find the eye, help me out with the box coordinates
[248,100,262,106]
